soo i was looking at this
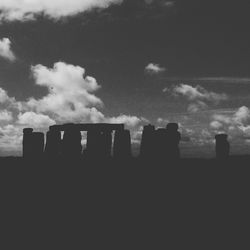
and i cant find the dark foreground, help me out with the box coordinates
[0,156,250,248]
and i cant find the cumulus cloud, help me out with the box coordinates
[0,38,16,62]
[18,112,56,128]
[108,115,142,127]
[26,62,103,122]
[145,63,166,75]
[210,106,250,140]
[0,88,21,111]
[0,0,123,22]
[170,83,228,113]
[173,84,228,103]
[0,110,13,122]
[0,125,23,155]
[187,101,208,113]
[210,120,223,130]
[212,106,250,127]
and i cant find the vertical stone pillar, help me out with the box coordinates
[155,128,168,159]
[62,126,82,157]
[215,134,230,159]
[101,130,112,158]
[86,130,102,158]
[23,128,33,158]
[45,126,62,158]
[166,123,181,159]
[32,132,45,158]
[113,129,131,159]
[140,124,155,159]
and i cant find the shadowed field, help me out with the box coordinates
[0,156,249,248]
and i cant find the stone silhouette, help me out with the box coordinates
[62,124,82,158]
[86,130,110,158]
[44,125,62,158]
[215,134,230,159]
[147,123,181,160]
[101,131,113,159]
[113,129,132,159]
[23,128,44,158]
[140,124,155,159]
[155,128,168,159]
[23,128,34,158]
[42,123,124,160]
[32,132,45,158]
[23,122,183,161]
[166,123,181,159]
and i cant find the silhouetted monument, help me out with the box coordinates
[155,128,168,159]
[62,124,82,157]
[140,124,155,159]
[215,134,230,159]
[113,129,132,159]
[23,128,34,158]
[32,132,45,157]
[86,130,112,158]
[166,123,181,159]
[23,128,44,158]
[23,122,183,161]
[101,131,113,158]
[42,123,124,159]
[44,126,62,157]
[150,123,181,160]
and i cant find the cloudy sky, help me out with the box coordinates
[0,0,250,157]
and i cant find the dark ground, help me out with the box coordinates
[0,156,249,248]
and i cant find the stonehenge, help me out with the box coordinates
[140,123,181,160]
[23,122,231,160]
[23,123,128,159]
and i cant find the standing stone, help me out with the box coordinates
[166,123,181,159]
[45,129,62,158]
[86,130,102,158]
[140,124,155,159]
[62,126,82,157]
[155,128,168,159]
[23,128,33,158]
[101,131,113,158]
[32,132,45,158]
[215,134,230,159]
[113,129,131,159]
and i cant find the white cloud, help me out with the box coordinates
[210,120,223,130]
[0,88,21,111]
[0,125,23,156]
[0,0,123,22]
[108,115,142,128]
[145,63,166,75]
[187,101,208,113]
[210,106,250,140]
[173,84,228,103]
[0,110,13,122]
[157,117,169,124]
[0,38,16,62]
[233,106,250,124]
[18,112,56,128]
[212,106,250,127]
[26,62,103,122]
[171,83,228,113]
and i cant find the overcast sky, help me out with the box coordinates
[0,0,250,157]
